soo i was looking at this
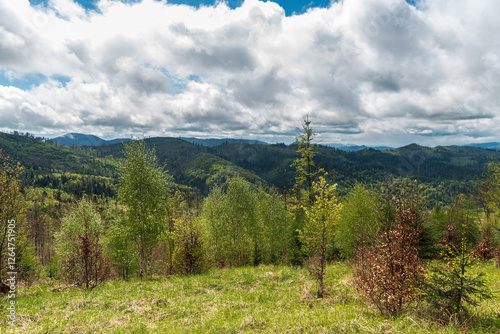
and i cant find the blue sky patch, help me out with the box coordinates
[28,0,417,16]
[27,0,339,16]
[0,71,71,90]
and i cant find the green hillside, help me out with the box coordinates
[0,133,267,196]
[0,132,116,177]
[92,137,267,194]
[2,131,500,203]
[208,142,500,190]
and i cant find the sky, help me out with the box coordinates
[0,0,499,146]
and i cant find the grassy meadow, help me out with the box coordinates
[1,262,499,334]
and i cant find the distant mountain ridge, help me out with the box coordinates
[52,133,269,147]
[179,137,269,147]
[53,133,132,146]
[325,143,393,151]
[465,142,500,150]
[51,133,500,151]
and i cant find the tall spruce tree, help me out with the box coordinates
[289,118,323,265]
[292,117,323,206]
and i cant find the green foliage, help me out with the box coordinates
[45,253,61,279]
[163,190,184,275]
[288,207,308,266]
[423,224,494,318]
[118,139,172,277]
[56,198,105,257]
[33,172,117,198]
[16,237,42,285]
[480,160,500,212]
[257,187,293,265]
[107,219,138,280]
[300,175,342,253]
[428,196,481,256]
[450,196,481,246]
[173,214,206,275]
[335,184,385,259]
[201,177,260,267]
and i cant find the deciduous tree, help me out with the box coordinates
[202,177,260,267]
[335,184,385,259]
[118,139,172,278]
[258,187,293,264]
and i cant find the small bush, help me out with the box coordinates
[173,215,206,275]
[472,236,497,261]
[45,254,61,279]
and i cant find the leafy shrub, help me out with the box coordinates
[45,254,61,279]
[201,177,260,267]
[17,244,42,286]
[173,215,206,275]
[258,187,293,265]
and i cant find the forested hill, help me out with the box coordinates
[0,132,116,177]
[92,137,266,193]
[1,131,500,202]
[208,142,500,190]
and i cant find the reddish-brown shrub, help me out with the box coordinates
[62,233,111,290]
[442,224,461,258]
[353,209,424,316]
[472,236,497,261]
[305,254,327,298]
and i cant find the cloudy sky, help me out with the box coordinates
[0,0,499,146]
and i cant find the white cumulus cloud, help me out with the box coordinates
[0,0,499,146]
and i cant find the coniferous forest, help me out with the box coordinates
[1,121,500,333]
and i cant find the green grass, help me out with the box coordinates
[1,262,499,333]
